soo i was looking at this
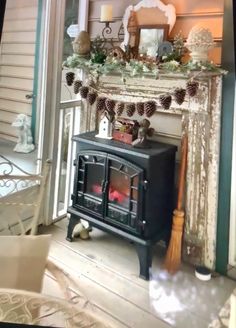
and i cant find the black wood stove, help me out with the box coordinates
[67,131,177,280]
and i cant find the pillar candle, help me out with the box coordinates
[100,4,113,22]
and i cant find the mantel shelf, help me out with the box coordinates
[97,73,222,116]
[97,70,224,81]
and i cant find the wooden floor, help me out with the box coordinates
[41,219,236,328]
[1,139,235,327]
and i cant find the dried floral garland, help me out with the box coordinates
[63,54,227,82]
[65,72,200,118]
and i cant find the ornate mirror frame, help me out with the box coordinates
[121,0,176,51]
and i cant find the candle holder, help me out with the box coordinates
[101,21,112,38]
[100,21,115,53]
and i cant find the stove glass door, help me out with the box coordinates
[105,155,143,234]
[75,153,106,216]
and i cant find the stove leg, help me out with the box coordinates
[66,215,79,242]
[135,243,152,280]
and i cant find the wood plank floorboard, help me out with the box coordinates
[40,220,236,328]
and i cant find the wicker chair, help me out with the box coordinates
[0,287,110,327]
[0,155,51,235]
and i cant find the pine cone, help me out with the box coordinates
[186,81,199,97]
[106,109,115,122]
[159,94,172,110]
[73,80,82,94]
[105,99,116,112]
[84,76,96,88]
[87,91,97,105]
[144,101,156,117]
[173,88,186,105]
[79,86,89,99]
[115,102,124,116]
[136,102,144,116]
[65,72,75,86]
[126,103,135,117]
[96,97,106,112]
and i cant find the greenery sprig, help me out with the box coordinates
[63,54,159,80]
[159,59,227,75]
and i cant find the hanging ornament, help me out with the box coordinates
[65,72,75,86]
[126,103,135,117]
[79,86,89,99]
[136,102,144,116]
[186,81,199,97]
[159,94,172,110]
[144,101,156,117]
[115,102,124,116]
[73,80,82,94]
[105,99,116,112]
[173,88,186,105]
[96,97,106,112]
[87,91,97,105]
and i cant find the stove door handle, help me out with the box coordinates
[142,180,149,190]
[138,220,146,229]
[102,180,108,193]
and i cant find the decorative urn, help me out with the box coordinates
[72,31,91,57]
[185,24,214,63]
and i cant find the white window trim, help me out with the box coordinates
[38,0,89,223]
[78,0,89,31]
[229,84,236,266]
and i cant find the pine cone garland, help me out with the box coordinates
[87,91,97,105]
[136,102,144,116]
[126,103,136,117]
[106,109,115,123]
[73,80,82,94]
[173,88,186,105]
[96,97,106,112]
[79,86,89,99]
[65,72,75,86]
[186,81,199,97]
[144,101,156,117]
[115,102,124,116]
[159,94,172,110]
[105,99,116,112]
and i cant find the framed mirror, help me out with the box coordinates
[121,0,176,54]
[135,24,169,58]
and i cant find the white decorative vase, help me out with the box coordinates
[185,24,214,63]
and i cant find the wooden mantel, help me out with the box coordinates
[81,71,223,269]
